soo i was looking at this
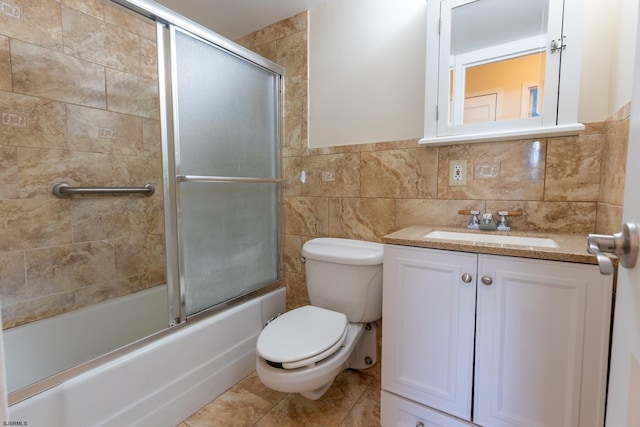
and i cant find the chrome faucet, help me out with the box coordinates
[496,211,510,231]
[459,210,480,229]
[459,209,523,231]
[479,212,497,231]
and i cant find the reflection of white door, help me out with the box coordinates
[605,9,640,426]
[463,93,497,123]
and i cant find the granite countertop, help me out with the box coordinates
[382,225,615,266]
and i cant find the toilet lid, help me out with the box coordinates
[257,306,348,367]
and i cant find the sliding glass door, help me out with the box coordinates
[169,27,282,317]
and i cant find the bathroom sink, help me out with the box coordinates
[424,231,559,248]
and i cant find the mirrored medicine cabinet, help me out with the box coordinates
[421,0,585,145]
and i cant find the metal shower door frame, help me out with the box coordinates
[162,24,285,324]
[113,0,285,325]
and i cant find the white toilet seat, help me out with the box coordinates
[256,306,348,369]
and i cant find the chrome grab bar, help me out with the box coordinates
[53,183,156,198]
[177,175,283,184]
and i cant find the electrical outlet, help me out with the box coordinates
[449,160,467,186]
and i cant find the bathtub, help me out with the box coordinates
[6,286,285,427]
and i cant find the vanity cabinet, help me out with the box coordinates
[381,245,613,427]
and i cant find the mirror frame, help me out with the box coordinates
[421,0,585,145]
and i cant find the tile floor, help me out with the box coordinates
[177,364,381,427]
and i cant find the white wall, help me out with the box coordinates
[308,0,426,147]
[608,0,638,116]
[580,0,638,122]
[308,0,639,147]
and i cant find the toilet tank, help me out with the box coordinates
[301,238,383,323]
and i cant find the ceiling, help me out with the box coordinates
[153,0,332,40]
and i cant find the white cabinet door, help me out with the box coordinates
[382,245,477,420]
[474,255,613,427]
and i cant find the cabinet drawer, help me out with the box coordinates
[381,390,474,427]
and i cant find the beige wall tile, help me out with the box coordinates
[284,115,304,157]
[11,39,106,108]
[71,197,147,242]
[0,90,67,149]
[241,12,307,47]
[145,193,166,235]
[74,281,120,308]
[104,0,156,40]
[360,148,438,199]
[283,234,303,274]
[374,139,422,151]
[0,199,72,251]
[139,37,158,81]
[253,41,277,63]
[284,74,306,119]
[283,156,302,197]
[17,147,112,198]
[142,118,162,158]
[596,203,623,235]
[284,271,308,311]
[328,198,396,242]
[25,241,116,297]
[2,292,76,328]
[59,0,105,20]
[396,199,485,229]
[115,274,158,295]
[485,200,597,233]
[437,140,546,201]
[0,145,19,199]
[106,68,159,119]
[0,0,166,328]
[0,251,26,300]
[0,36,11,91]
[284,196,328,237]
[62,6,141,75]
[600,118,629,206]
[114,234,165,279]
[0,0,63,51]
[300,153,360,197]
[545,134,602,201]
[110,154,162,187]
[276,31,307,76]
[66,104,144,156]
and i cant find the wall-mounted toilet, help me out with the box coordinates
[256,237,383,400]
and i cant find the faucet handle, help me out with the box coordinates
[496,210,522,231]
[458,209,480,229]
[497,210,523,217]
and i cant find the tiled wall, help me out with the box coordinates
[2,3,626,327]
[238,13,630,311]
[0,0,165,328]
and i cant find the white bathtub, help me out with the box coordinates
[4,286,170,393]
[6,286,285,427]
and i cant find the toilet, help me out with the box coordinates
[256,237,383,400]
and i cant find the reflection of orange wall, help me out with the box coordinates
[465,52,546,120]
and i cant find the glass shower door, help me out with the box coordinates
[170,27,282,317]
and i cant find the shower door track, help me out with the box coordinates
[177,175,284,184]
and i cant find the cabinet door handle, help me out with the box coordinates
[481,275,493,286]
[461,273,473,283]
